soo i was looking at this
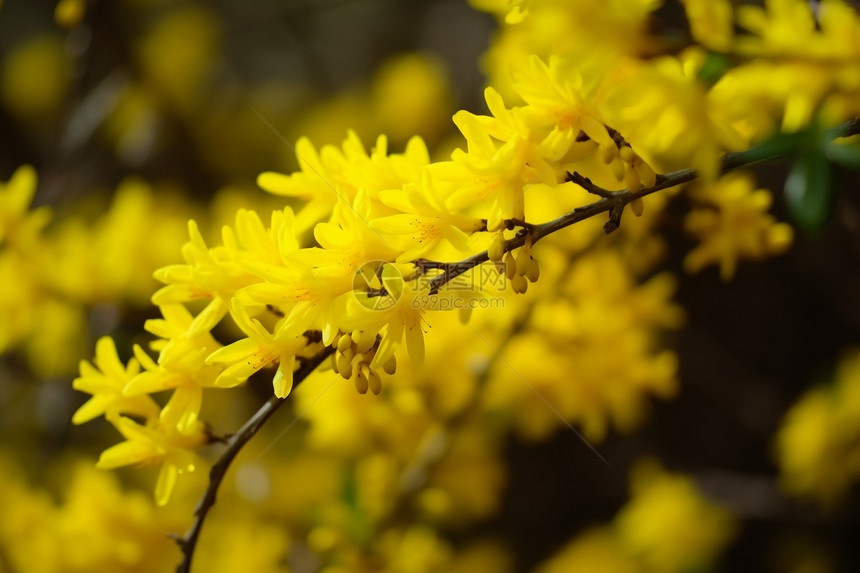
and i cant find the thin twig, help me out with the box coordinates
[427,117,860,295]
[173,346,335,573]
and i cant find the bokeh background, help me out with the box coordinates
[2,1,860,572]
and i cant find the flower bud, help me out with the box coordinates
[337,333,352,353]
[619,145,636,163]
[601,142,618,164]
[504,252,516,280]
[526,257,540,282]
[635,161,657,188]
[515,247,531,277]
[352,330,376,354]
[354,370,369,394]
[336,353,352,379]
[624,165,641,193]
[368,370,382,395]
[511,273,528,294]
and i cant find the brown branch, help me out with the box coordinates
[427,117,860,295]
[173,346,335,573]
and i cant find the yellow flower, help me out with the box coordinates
[531,528,641,573]
[684,172,794,281]
[729,0,860,131]
[259,132,432,231]
[680,0,734,52]
[205,299,312,398]
[96,416,207,506]
[258,136,348,232]
[371,53,454,144]
[441,114,545,231]
[483,251,680,443]
[372,177,484,262]
[152,219,260,335]
[72,336,160,425]
[0,165,49,250]
[125,345,218,433]
[0,35,69,124]
[344,263,428,369]
[775,349,860,505]
[604,50,747,178]
[615,460,737,573]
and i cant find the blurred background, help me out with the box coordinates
[2,1,860,572]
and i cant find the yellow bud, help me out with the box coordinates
[515,249,531,278]
[526,257,540,282]
[337,333,352,353]
[635,160,657,188]
[352,353,366,370]
[609,157,626,181]
[336,353,352,379]
[354,370,369,394]
[630,197,645,217]
[601,142,618,164]
[511,273,528,294]
[368,370,382,395]
[330,354,339,374]
[619,145,636,163]
[384,355,397,375]
[504,252,516,280]
[488,232,505,261]
[353,330,376,354]
[624,165,641,192]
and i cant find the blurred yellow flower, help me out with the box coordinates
[0,35,68,124]
[615,460,737,573]
[684,172,794,280]
[776,349,860,506]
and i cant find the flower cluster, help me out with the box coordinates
[0,167,192,376]
[534,461,736,573]
[775,349,860,506]
[65,0,860,513]
[3,1,859,572]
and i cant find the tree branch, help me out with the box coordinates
[173,346,335,573]
[427,117,860,295]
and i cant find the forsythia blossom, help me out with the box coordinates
[63,0,858,525]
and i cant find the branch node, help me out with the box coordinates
[604,204,624,234]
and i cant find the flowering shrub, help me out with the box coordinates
[2,1,860,572]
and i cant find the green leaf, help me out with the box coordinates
[825,141,860,169]
[697,52,732,86]
[784,149,832,232]
[726,130,810,171]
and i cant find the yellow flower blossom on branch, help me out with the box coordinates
[97,416,208,506]
[72,336,160,426]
